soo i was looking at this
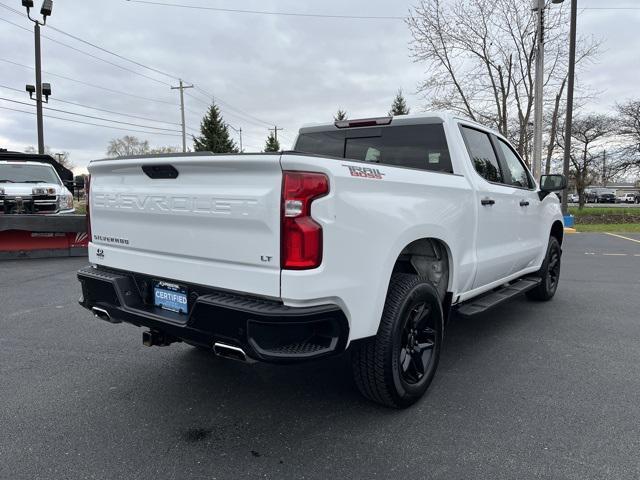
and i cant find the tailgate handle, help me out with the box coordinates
[142,164,179,179]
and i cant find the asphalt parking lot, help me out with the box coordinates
[1,232,639,480]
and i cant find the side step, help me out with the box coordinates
[456,277,542,317]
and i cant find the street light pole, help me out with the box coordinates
[34,22,44,154]
[561,0,578,216]
[532,0,545,181]
[23,1,53,155]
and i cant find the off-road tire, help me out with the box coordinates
[351,274,443,408]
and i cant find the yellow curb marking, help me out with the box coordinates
[604,232,640,245]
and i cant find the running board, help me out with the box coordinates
[456,277,542,317]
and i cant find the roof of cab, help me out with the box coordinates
[298,111,490,134]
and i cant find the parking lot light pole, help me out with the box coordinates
[532,0,565,181]
[561,0,578,216]
[23,0,53,155]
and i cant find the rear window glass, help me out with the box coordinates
[294,124,453,173]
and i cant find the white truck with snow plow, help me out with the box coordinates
[77,113,566,408]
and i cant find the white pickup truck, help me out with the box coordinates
[0,159,75,214]
[77,113,566,408]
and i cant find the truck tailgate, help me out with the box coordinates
[88,154,282,298]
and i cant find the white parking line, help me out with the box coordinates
[604,232,640,245]
[603,253,627,256]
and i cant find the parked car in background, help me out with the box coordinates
[617,193,637,204]
[0,160,75,214]
[585,191,598,203]
[597,193,616,204]
[568,193,579,203]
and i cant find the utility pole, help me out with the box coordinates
[269,126,283,143]
[171,79,193,152]
[226,124,243,152]
[561,0,577,216]
[23,1,54,155]
[532,0,545,181]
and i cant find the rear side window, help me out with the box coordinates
[295,124,453,173]
[460,126,503,183]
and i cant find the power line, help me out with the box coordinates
[0,2,284,133]
[0,16,174,87]
[193,86,274,127]
[0,1,182,81]
[0,105,182,137]
[125,0,640,18]
[187,89,276,130]
[0,58,178,106]
[125,0,405,19]
[0,83,182,126]
[0,97,182,132]
[2,1,291,140]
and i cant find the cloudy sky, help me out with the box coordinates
[0,0,638,172]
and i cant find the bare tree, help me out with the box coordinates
[616,100,640,169]
[406,0,599,168]
[24,145,74,169]
[556,114,614,208]
[106,136,150,157]
[148,146,181,154]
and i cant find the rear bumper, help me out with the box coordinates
[77,265,349,363]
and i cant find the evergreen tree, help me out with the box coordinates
[334,109,348,121]
[388,89,410,116]
[264,132,281,152]
[193,103,238,153]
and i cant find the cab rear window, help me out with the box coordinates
[294,124,453,173]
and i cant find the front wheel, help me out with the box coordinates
[351,274,444,408]
[526,236,561,301]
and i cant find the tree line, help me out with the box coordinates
[104,89,413,157]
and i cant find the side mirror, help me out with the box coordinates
[539,174,567,192]
[63,180,75,193]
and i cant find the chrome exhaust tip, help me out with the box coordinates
[92,306,111,322]
[213,342,249,362]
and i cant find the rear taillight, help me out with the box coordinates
[281,171,329,270]
[85,175,91,242]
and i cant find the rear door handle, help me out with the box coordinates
[519,200,530,207]
[481,198,495,206]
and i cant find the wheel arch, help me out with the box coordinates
[391,237,453,301]
[550,220,564,246]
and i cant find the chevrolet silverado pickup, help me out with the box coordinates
[77,113,566,408]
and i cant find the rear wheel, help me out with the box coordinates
[526,236,561,301]
[351,274,443,408]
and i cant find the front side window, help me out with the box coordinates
[496,139,533,189]
[460,126,503,183]
[295,124,453,173]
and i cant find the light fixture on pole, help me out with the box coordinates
[23,0,54,155]
[532,0,564,181]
